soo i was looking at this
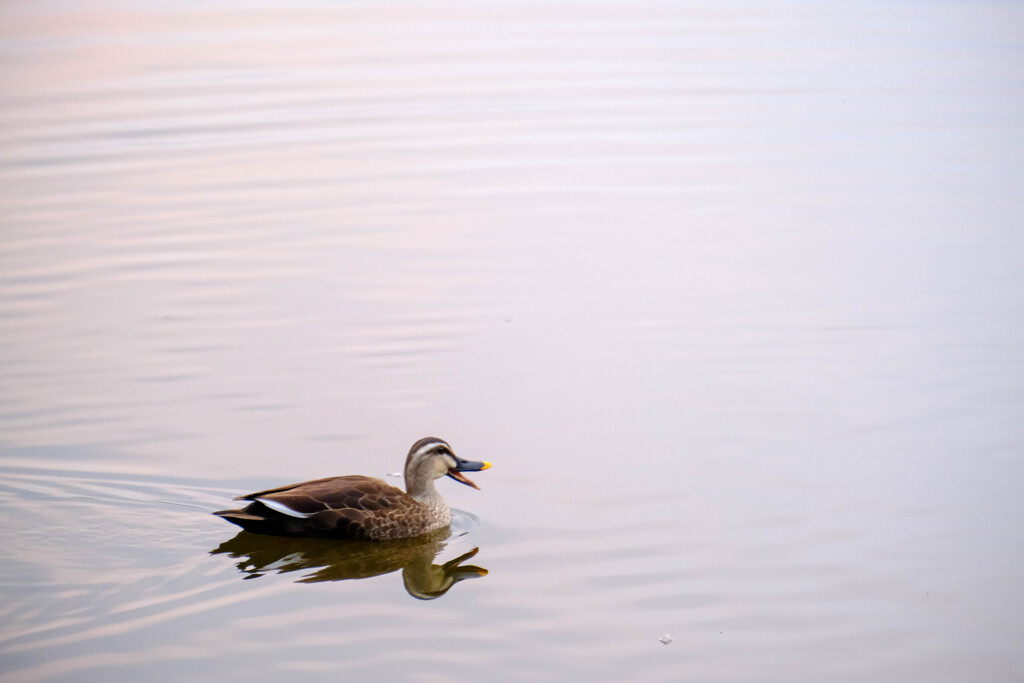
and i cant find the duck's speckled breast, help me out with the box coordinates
[324,494,452,541]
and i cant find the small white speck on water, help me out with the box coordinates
[658,634,673,645]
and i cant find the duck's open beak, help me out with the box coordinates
[447,458,492,490]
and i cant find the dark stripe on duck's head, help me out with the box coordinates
[408,437,452,460]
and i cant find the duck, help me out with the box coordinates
[213,437,491,540]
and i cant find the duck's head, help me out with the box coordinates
[405,437,491,491]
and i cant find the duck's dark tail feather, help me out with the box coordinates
[213,509,265,529]
[213,507,318,536]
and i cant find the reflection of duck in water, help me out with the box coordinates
[214,437,491,540]
[210,529,488,599]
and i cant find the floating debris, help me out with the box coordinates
[658,634,673,645]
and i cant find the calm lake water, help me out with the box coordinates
[2,1,1023,681]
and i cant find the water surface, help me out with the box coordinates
[2,1,1023,681]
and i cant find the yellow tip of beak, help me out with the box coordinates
[480,461,492,470]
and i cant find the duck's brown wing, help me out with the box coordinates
[237,475,410,517]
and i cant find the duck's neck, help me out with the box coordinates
[407,478,451,524]
[407,476,442,505]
